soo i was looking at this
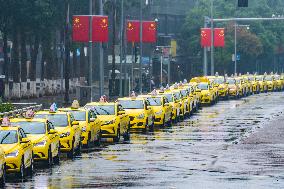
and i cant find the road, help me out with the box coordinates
[6,92,284,188]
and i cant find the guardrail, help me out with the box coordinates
[0,104,42,118]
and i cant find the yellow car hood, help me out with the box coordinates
[201,90,210,95]
[97,115,116,121]
[124,109,144,116]
[55,127,70,134]
[218,84,227,88]
[27,134,46,144]
[151,106,162,113]
[1,144,18,154]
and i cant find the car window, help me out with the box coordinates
[35,114,69,127]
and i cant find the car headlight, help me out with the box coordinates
[105,120,115,125]
[155,110,163,115]
[6,150,19,157]
[137,114,145,119]
[34,140,47,147]
[60,132,70,138]
[81,126,87,132]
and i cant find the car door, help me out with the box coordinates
[117,104,127,133]
[47,121,58,156]
[19,128,32,167]
[69,114,80,148]
[90,110,101,141]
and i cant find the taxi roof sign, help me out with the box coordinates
[71,100,80,109]
[49,103,58,112]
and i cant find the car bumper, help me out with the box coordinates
[218,90,227,97]
[129,119,147,129]
[5,157,21,173]
[101,124,117,138]
[154,115,164,125]
[200,97,211,104]
[33,146,49,161]
[59,136,73,152]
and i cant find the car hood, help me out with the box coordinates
[96,115,116,121]
[201,90,210,95]
[27,134,46,144]
[1,144,18,154]
[55,127,70,134]
[124,109,144,116]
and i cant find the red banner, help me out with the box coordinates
[126,20,140,43]
[200,28,211,47]
[142,21,157,43]
[214,28,225,47]
[92,16,109,42]
[72,16,90,42]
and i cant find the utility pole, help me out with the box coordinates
[99,0,104,96]
[139,0,143,94]
[119,0,124,97]
[210,0,214,76]
[64,0,70,104]
[234,21,237,75]
[88,0,93,101]
[203,17,208,76]
[111,0,117,96]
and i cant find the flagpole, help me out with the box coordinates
[119,0,124,97]
[139,0,143,94]
[210,0,214,76]
[88,0,93,102]
[99,0,104,97]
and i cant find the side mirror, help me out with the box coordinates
[90,118,96,122]
[117,110,126,115]
[48,129,57,134]
[72,121,79,126]
[20,138,30,144]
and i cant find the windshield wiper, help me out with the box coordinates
[0,132,11,144]
[99,107,111,115]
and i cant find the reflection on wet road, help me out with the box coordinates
[6,93,284,188]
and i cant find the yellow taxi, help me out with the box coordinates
[274,75,283,91]
[139,92,172,126]
[10,117,60,166]
[59,100,101,148]
[242,76,253,95]
[170,88,187,119]
[178,85,195,114]
[235,78,245,97]
[35,104,82,158]
[158,88,181,123]
[84,101,130,142]
[227,77,239,98]
[212,76,229,99]
[188,83,201,111]
[264,75,276,92]
[254,75,268,93]
[196,80,216,105]
[0,120,33,178]
[117,95,154,132]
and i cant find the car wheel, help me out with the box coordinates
[53,145,60,164]
[17,157,25,178]
[67,139,75,159]
[123,126,130,141]
[114,128,120,142]
[27,154,34,175]
[75,141,82,155]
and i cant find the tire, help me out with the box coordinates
[17,157,25,178]
[47,147,53,167]
[0,164,6,187]
[85,132,91,148]
[113,128,120,142]
[75,141,82,155]
[67,139,75,159]
[27,155,34,175]
[123,127,130,141]
[53,145,60,164]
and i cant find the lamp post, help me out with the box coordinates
[210,0,214,76]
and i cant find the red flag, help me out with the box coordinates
[142,21,157,43]
[72,16,90,42]
[214,28,225,47]
[200,28,211,47]
[92,16,109,42]
[126,20,140,43]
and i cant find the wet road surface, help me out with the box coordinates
[6,92,284,188]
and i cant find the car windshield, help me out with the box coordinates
[11,121,46,134]
[275,76,280,80]
[197,83,209,90]
[147,97,162,106]
[85,105,115,115]
[67,111,86,121]
[265,76,272,81]
[256,76,263,81]
[174,92,181,100]
[118,100,144,109]
[0,130,18,144]
[180,90,187,97]
[164,94,173,102]
[215,78,224,84]
[227,79,235,84]
[34,114,68,127]
[235,79,241,84]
